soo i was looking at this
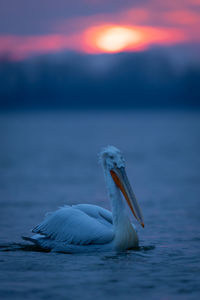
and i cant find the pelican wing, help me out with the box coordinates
[72,204,113,226]
[32,206,114,245]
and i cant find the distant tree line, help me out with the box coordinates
[0,51,200,109]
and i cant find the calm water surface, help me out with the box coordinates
[0,111,200,300]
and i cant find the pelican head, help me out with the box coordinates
[100,145,125,170]
[100,145,144,228]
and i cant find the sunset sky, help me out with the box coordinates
[0,0,200,60]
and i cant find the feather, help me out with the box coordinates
[32,206,114,245]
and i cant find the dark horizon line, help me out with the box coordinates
[1,105,200,112]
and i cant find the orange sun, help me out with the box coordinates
[84,25,145,53]
[96,26,142,52]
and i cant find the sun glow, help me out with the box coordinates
[96,26,143,52]
[84,25,146,53]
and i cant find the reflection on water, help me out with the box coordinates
[0,110,200,300]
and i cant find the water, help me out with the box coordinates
[0,110,200,300]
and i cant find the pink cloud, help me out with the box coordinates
[55,2,200,42]
[164,10,200,26]
[0,34,85,60]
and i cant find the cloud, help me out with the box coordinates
[55,0,200,44]
[0,34,84,60]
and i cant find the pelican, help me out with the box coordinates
[23,146,144,253]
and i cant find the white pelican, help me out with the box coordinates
[23,146,144,253]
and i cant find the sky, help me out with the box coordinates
[0,0,200,60]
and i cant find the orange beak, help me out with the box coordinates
[110,167,144,228]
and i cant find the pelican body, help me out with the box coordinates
[23,146,144,253]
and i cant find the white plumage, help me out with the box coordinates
[23,146,144,253]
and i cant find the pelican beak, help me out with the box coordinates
[110,167,144,228]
